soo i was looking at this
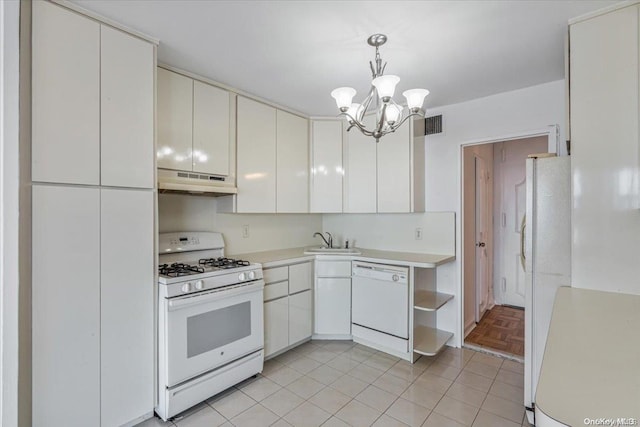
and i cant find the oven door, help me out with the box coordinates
[165,280,264,387]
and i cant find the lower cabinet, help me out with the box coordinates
[264,296,289,356]
[32,185,154,427]
[315,278,351,335]
[289,290,312,344]
[263,261,313,358]
[314,259,352,336]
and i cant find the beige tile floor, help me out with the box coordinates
[138,341,532,427]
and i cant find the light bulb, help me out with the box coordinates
[331,87,356,112]
[372,75,400,102]
[385,104,402,125]
[403,88,430,112]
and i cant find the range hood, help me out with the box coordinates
[158,169,237,196]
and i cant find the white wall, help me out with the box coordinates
[1,0,21,425]
[425,80,565,346]
[158,194,322,255]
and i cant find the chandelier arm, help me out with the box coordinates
[376,103,388,134]
[338,112,374,136]
[360,87,376,119]
[387,111,423,132]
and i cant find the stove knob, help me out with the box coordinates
[238,272,246,282]
[248,271,256,280]
[194,280,204,290]
[181,283,192,293]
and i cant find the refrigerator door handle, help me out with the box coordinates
[520,215,526,271]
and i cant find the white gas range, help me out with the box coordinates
[156,232,264,421]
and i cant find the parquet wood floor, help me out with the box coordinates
[465,305,525,357]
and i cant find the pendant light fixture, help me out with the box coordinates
[331,34,429,142]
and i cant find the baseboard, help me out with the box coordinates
[464,319,476,338]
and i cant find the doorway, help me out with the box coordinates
[462,135,549,358]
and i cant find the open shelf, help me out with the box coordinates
[414,290,454,312]
[413,326,453,356]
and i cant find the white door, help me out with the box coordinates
[289,291,312,344]
[475,156,490,321]
[193,80,231,176]
[276,110,309,213]
[496,138,548,307]
[157,68,193,171]
[315,278,351,335]
[264,296,289,357]
[310,120,343,213]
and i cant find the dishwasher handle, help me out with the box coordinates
[352,263,408,284]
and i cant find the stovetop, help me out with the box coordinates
[158,258,252,278]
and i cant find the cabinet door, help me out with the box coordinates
[345,116,377,212]
[289,290,312,344]
[32,185,100,426]
[311,121,343,213]
[193,81,231,176]
[100,189,154,427]
[315,278,351,335]
[377,122,411,212]
[32,1,100,185]
[237,97,277,212]
[264,297,289,357]
[289,262,312,294]
[277,111,309,212]
[101,26,155,189]
[157,68,193,171]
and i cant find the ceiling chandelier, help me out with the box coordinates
[331,34,429,142]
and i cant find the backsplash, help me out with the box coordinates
[322,212,455,255]
[158,194,322,255]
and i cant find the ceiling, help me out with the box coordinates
[70,0,616,116]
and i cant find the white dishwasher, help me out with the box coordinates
[352,262,409,346]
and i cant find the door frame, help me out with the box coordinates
[460,125,559,340]
[474,155,490,323]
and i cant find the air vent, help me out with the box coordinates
[425,114,443,135]
[175,171,224,181]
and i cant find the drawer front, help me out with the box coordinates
[289,262,312,294]
[264,281,289,301]
[316,261,352,277]
[263,266,288,284]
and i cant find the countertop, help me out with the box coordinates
[535,287,640,425]
[231,247,455,269]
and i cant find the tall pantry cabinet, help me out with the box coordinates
[31,2,156,426]
[569,3,640,295]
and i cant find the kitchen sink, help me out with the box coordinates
[304,246,362,255]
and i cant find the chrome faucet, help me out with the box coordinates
[325,232,333,248]
[313,232,333,248]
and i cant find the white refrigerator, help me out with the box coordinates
[524,155,571,425]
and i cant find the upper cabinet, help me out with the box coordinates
[344,116,377,213]
[224,97,310,213]
[32,1,154,189]
[236,97,277,212]
[32,1,100,186]
[311,120,344,213]
[100,26,154,189]
[157,67,232,177]
[342,117,425,213]
[276,110,309,213]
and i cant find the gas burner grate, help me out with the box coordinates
[198,257,251,269]
[159,263,205,277]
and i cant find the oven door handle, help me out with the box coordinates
[168,280,264,311]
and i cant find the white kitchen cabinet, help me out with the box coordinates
[341,118,425,213]
[263,261,313,357]
[100,25,154,189]
[315,278,351,336]
[569,4,640,295]
[289,261,313,294]
[377,121,411,212]
[277,110,309,212]
[157,68,193,171]
[32,185,101,427]
[345,116,377,213]
[32,1,100,185]
[315,259,351,336]
[289,290,312,344]
[193,80,231,176]
[100,189,154,427]
[264,297,289,356]
[237,96,277,212]
[311,120,344,213]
